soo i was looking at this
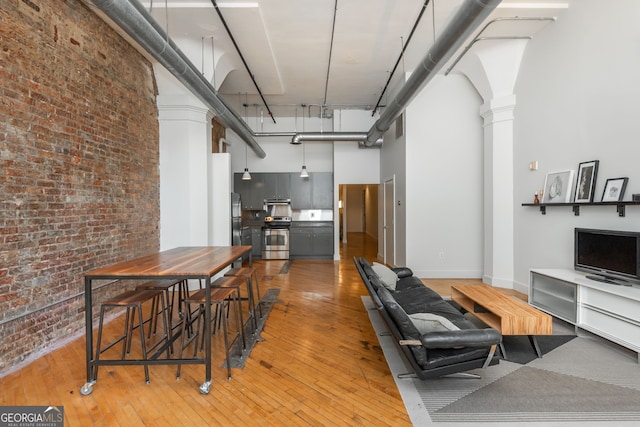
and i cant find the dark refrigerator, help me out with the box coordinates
[231,192,242,246]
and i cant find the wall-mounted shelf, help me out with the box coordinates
[522,201,640,217]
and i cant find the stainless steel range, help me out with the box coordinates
[262,199,292,260]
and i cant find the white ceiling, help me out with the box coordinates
[141,0,569,117]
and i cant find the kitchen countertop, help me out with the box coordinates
[291,221,334,228]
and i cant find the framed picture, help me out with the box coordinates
[601,177,628,202]
[574,160,599,203]
[542,170,575,203]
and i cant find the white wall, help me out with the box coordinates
[404,75,484,278]
[227,114,334,175]
[513,0,640,292]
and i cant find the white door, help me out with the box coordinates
[383,177,395,266]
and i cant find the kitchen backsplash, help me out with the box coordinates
[292,209,333,221]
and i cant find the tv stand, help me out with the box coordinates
[530,269,640,363]
[585,274,632,286]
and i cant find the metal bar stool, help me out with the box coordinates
[224,266,262,331]
[95,289,170,384]
[175,285,242,380]
[198,276,248,349]
[135,279,189,337]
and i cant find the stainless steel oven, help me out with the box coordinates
[262,227,290,259]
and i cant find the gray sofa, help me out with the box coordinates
[354,257,502,380]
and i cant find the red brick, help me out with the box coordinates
[0,0,160,373]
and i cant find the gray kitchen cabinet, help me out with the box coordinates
[251,227,262,258]
[241,228,252,246]
[311,172,333,208]
[290,224,333,258]
[290,173,312,208]
[234,173,265,209]
[290,227,313,257]
[237,172,332,209]
[312,227,333,256]
[290,172,333,209]
[263,173,291,200]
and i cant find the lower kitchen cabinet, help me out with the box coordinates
[251,227,262,258]
[290,225,333,258]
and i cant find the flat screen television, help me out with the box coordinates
[574,228,640,286]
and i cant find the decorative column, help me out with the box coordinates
[157,94,212,250]
[455,39,530,289]
[481,95,516,287]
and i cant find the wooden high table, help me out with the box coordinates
[451,284,553,359]
[80,246,252,396]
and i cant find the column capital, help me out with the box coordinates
[157,95,210,123]
[480,94,516,125]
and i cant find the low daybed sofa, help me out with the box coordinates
[354,257,502,380]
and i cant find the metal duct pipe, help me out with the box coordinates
[291,132,382,147]
[365,0,501,146]
[85,0,266,158]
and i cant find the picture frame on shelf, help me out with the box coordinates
[574,160,599,203]
[601,177,628,202]
[542,170,575,203]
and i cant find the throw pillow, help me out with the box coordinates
[409,312,460,334]
[372,262,398,290]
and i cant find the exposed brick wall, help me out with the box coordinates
[0,0,160,373]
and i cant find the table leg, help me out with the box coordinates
[81,277,95,396]
[529,335,543,358]
[499,342,507,359]
[200,276,212,394]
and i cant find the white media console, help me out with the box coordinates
[530,268,640,362]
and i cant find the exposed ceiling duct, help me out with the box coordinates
[84,0,267,158]
[364,0,501,146]
[291,132,382,147]
[290,0,501,148]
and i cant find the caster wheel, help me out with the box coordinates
[80,382,94,396]
[199,381,211,394]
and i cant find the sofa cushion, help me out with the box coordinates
[393,286,444,312]
[376,286,428,366]
[372,262,398,290]
[395,276,426,291]
[392,267,413,278]
[409,312,460,333]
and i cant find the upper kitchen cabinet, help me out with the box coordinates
[290,172,333,209]
[236,172,333,210]
[234,173,265,210]
[311,172,333,209]
[290,173,312,208]
[263,173,291,200]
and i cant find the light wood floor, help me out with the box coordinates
[0,233,522,426]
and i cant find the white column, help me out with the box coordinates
[481,95,515,288]
[158,95,211,250]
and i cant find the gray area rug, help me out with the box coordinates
[362,296,640,425]
[223,288,281,369]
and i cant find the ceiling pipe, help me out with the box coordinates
[210,0,276,124]
[291,132,382,147]
[371,0,431,116]
[364,0,501,146]
[84,0,266,158]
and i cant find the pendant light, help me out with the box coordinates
[242,143,251,180]
[299,106,309,178]
[300,141,309,178]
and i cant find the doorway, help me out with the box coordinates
[338,184,379,249]
[383,177,395,266]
